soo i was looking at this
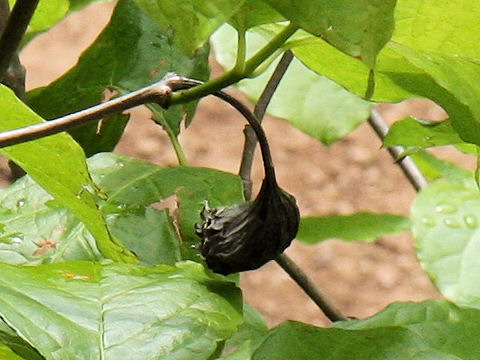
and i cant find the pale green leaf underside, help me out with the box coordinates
[412,180,480,308]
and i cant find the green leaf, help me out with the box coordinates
[68,0,114,11]
[221,304,268,359]
[27,0,209,155]
[254,320,445,358]
[297,212,410,244]
[88,152,244,258]
[411,180,480,308]
[295,41,480,146]
[336,300,480,359]
[291,1,480,147]
[388,43,480,147]
[132,0,244,55]
[228,0,284,31]
[384,118,463,151]
[0,86,133,263]
[211,24,372,145]
[253,300,480,359]
[292,0,480,95]
[392,0,480,59]
[105,207,181,266]
[410,151,473,183]
[0,321,43,360]
[264,0,396,68]
[0,261,242,360]
[27,0,69,33]
[0,344,29,360]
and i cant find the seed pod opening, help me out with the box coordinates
[196,177,300,275]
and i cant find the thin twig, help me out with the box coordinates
[0,0,39,82]
[368,109,428,191]
[0,0,8,33]
[0,77,176,148]
[239,50,294,199]
[275,253,347,322]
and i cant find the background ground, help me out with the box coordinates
[10,3,466,326]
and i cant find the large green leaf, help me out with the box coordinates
[336,300,480,359]
[0,86,133,263]
[387,43,480,146]
[0,261,242,360]
[263,0,396,68]
[291,0,480,147]
[292,0,480,95]
[27,0,209,155]
[411,179,480,308]
[253,300,480,359]
[88,152,244,258]
[297,212,410,244]
[211,24,372,145]
[132,0,244,55]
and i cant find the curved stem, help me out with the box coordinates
[169,78,276,182]
[239,50,294,199]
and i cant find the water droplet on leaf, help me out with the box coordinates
[463,215,478,228]
[443,218,461,228]
[10,235,23,244]
[16,199,25,208]
[421,216,436,226]
[435,202,457,214]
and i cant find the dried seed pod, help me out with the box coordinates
[196,177,300,275]
[175,77,300,275]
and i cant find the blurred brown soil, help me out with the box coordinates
[14,3,463,327]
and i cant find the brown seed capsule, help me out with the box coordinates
[195,177,300,275]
